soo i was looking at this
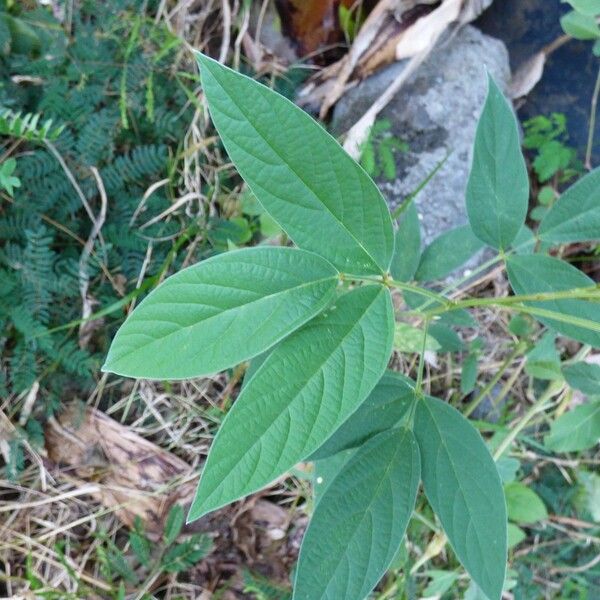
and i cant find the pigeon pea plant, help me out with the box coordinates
[103,53,600,600]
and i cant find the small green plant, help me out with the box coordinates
[97,506,213,599]
[360,118,408,180]
[523,112,580,184]
[104,53,600,600]
[0,157,20,196]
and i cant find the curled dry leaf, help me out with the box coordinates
[45,403,196,538]
[509,35,570,99]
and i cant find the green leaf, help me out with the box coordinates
[466,76,529,250]
[545,400,600,452]
[103,247,339,379]
[196,53,394,275]
[496,457,520,484]
[512,225,536,254]
[128,530,151,568]
[394,322,441,353]
[163,504,185,545]
[506,254,600,348]
[538,167,600,244]
[423,570,460,597]
[188,284,394,521]
[461,353,478,395]
[507,523,526,549]
[429,323,465,352]
[0,157,21,196]
[562,362,600,395]
[576,470,600,521]
[313,449,355,505]
[415,225,484,281]
[161,535,213,573]
[294,428,420,600]
[504,482,548,524]
[310,371,415,460]
[414,396,507,600]
[560,9,600,39]
[390,202,421,282]
[563,0,600,16]
[525,332,562,381]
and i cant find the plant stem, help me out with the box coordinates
[585,64,600,170]
[390,151,451,220]
[493,380,565,460]
[415,318,431,396]
[464,341,527,418]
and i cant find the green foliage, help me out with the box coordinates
[561,4,600,40]
[390,201,421,281]
[104,55,600,600]
[359,118,408,180]
[538,166,600,243]
[506,254,600,347]
[466,75,529,250]
[415,224,484,281]
[295,428,420,599]
[562,361,600,394]
[103,247,339,379]
[544,401,600,452]
[187,285,394,520]
[196,52,394,276]
[0,2,194,408]
[505,482,548,524]
[414,396,507,600]
[523,113,580,183]
[97,506,213,597]
[0,157,20,195]
[0,106,64,141]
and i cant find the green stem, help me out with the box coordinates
[464,341,527,418]
[585,64,600,170]
[390,151,451,220]
[493,380,564,460]
[415,318,431,396]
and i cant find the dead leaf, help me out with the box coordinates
[458,0,494,24]
[275,0,361,61]
[510,35,570,99]
[510,51,546,99]
[45,403,196,538]
[395,0,461,60]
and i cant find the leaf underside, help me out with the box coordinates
[188,284,394,521]
[295,428,420,600]
[414,396,507,600]
[103,247,339,379]
[196,52,394,276]
[506,254,600,348]
[466,76,529,250]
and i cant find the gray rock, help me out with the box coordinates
[333,26,511,254]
